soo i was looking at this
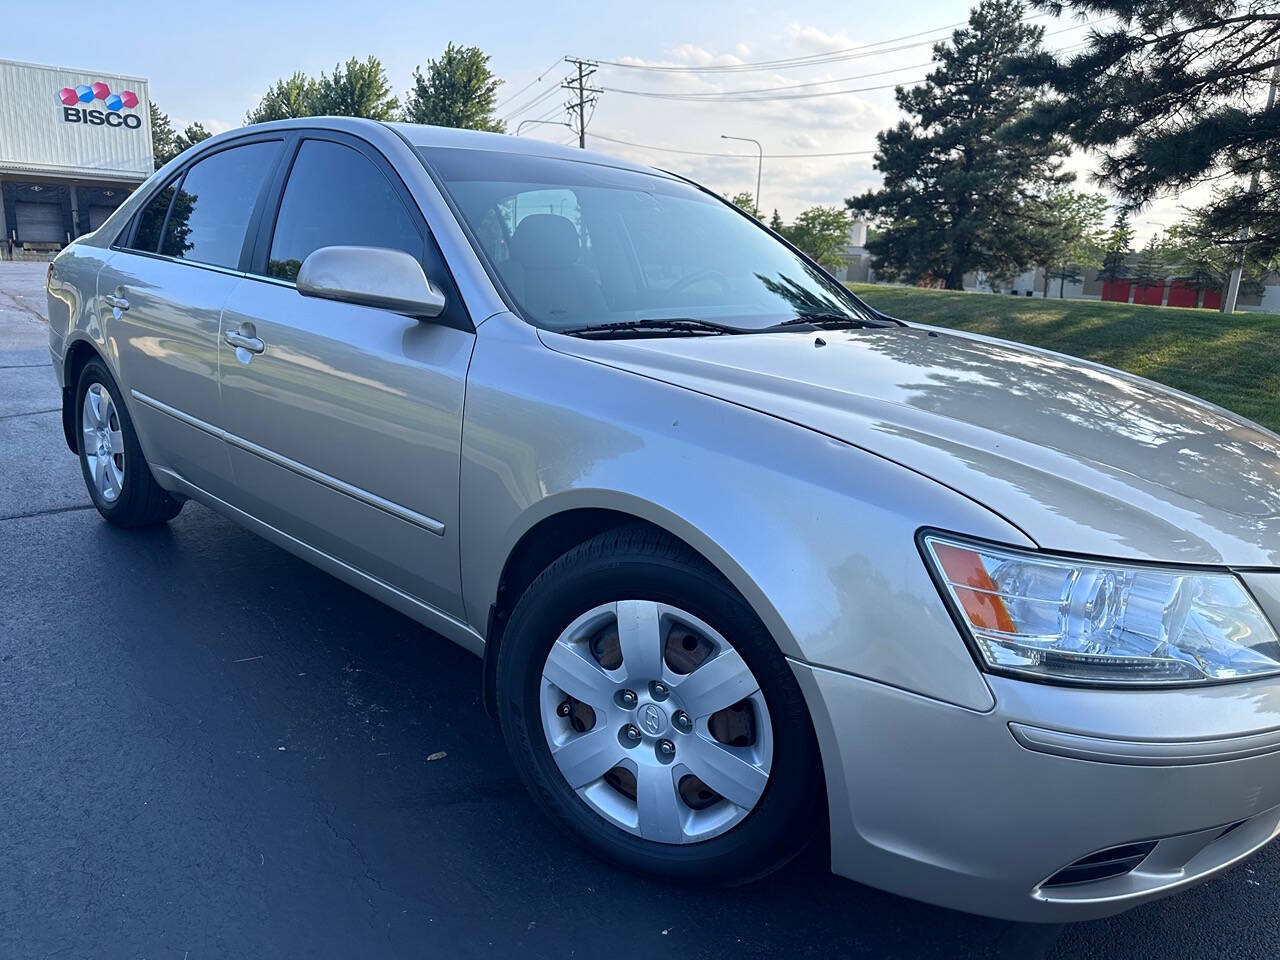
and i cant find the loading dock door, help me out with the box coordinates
[87,205,115,232]
[14,202,63,243]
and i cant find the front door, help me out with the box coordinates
[217,135,474,618]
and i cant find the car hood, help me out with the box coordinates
[542,325,1280,566]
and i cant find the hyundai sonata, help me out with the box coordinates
[45,118,1280,921]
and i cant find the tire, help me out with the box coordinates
[496,524,823,884]
[75,358,183,527]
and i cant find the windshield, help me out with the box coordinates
[422,147,878,334]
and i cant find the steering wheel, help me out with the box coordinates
[668,269,732,294]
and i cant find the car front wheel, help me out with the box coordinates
[497,524,823,883]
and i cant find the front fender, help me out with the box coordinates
[460,315,1029,711]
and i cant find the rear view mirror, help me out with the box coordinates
[296,245,446,319]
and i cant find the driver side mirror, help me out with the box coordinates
[296,245,446,319]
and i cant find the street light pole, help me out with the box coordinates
[516,119,574,136]
[721,135,763,216]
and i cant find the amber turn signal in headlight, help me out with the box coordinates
[922,534,1280,685]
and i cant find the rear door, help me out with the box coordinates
[216,132,474,618]
[97,135,284,497]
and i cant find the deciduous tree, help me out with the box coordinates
[402,44,505,132]
[785,206,852,272]
[246,72,320,124]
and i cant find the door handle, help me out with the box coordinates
[103,294,130,311]
[224,330,266,354]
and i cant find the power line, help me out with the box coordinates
[590,20,975,73]
[501,82,562,122]
[580,12,1107,80]
[588,131,876,159]
[599,61,932,101]
[603,79,914,103]
[495,55,566,111]
[595,29,1103,104]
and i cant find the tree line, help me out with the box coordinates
[848,0,1279,309]
[150,44,504,168]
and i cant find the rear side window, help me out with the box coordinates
[159,140,282,269]
[129,182,176,253]
[265,140,421,281]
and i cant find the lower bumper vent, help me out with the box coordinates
[1042,840,1158,888]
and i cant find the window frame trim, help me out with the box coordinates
[243,128,474,333]
[112,131,289,271]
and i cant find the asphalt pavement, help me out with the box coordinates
[2,259,1278,959]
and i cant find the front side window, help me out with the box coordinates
[424,147,874,333]
[266,140,422,282]
[159,140,282,268]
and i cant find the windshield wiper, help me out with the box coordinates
[555,317,743,338]
[766,313,876,331]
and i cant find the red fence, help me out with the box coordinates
[1099,280,1224,309]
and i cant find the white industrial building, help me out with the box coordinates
[0,58,153,259]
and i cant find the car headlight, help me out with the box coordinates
[921,533,1280,685]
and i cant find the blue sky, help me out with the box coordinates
[5,0,1187,238]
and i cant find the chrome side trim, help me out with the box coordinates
[1010,721,1280,766]
[131,389,446,536]
[151,463,482,655]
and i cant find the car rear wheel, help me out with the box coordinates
[496,524,823,883]
[75,359,183,527]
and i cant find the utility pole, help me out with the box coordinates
[1222,49,1280,314]
[562,58,600,149]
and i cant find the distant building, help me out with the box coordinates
[963,255,1280,314]
[830,218,873,283]
[0,59,153,260]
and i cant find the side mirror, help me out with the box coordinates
[296,245,446,319]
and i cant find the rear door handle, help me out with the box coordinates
[224,330,265,354]
[103,294,130,311]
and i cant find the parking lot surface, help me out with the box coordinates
[3,260,1278,958]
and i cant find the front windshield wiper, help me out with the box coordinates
[765,312,877,331]
[555,317,743,339]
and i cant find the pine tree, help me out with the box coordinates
[403,44,505,132]
[1097,209,1134,283]
[1016,2,1280,257]
[769,209,785,233]
[848,0,1070,288]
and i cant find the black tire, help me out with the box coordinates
[75,358,183,527]
[496,523,823,884]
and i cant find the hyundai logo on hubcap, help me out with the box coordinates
[640,703,665,736]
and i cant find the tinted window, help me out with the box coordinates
[159,140,281,268]
[129,182,175,253]
[266,140,422,281]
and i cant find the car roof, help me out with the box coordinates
[200,116,666,179]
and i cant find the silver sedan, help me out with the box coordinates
[45,118,1280,922]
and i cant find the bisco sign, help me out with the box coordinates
[57,81,142,129]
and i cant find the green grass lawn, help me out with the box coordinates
[847,283,1280,432]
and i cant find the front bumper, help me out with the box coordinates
[795,572,1280,921]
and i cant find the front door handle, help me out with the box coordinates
[224,330,265,354]
[103,293,130,311]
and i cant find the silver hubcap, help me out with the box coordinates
[539,601,773,844]
[82,382,125,503]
